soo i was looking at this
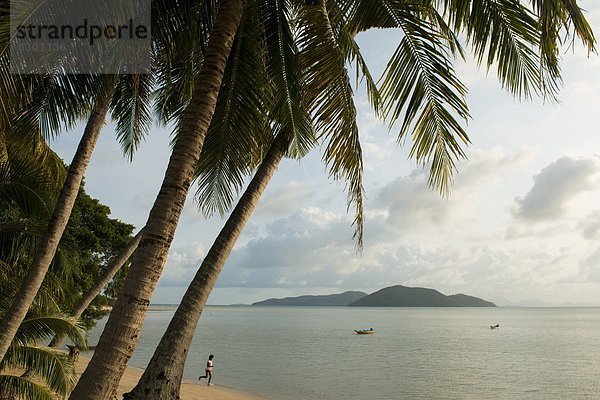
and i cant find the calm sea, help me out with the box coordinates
[88,306,600,400]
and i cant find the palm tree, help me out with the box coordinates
[124,1,368,396]
[124,135,290,399]
[0,0,154,360]
[0,139,87,400]
[0,121,142,353]
[69,0,247,398]
[0,78,116,362]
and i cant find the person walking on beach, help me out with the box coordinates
[198,354,214,386]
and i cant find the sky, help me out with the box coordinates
[51,2,600,306]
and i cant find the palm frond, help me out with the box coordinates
[0,219,77,265]
[0,1,110,139]
[424,4,466,59]
[530,0,596,96]
[0,160,53,220]
[438,0,551,98]
[262,0,315,158]
[111,74,154,160]
[4,74,101,141]
[0,375,55,400]
[0,127,67,187]
[2,345,76,396]
[12,315,86,349]
[379,2,470,194]
[336,0,397,34]
[326,0,383,114]
[195,3,271,218]
[532,0,596,51]
[153,0,217,124]
[0,219,49,266]
[297,0,364,247]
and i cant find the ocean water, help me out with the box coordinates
[88,307,600,400]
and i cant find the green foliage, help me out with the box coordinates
[0,182,134,329]
[60,186,135,329]
[0,132,135,330]
[111,74,155,161]
[0,314,85,399]
[195,2,271,218]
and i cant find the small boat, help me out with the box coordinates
[355,328,375,335]
[490,324,500,329]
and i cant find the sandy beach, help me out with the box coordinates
[76,356,264,400]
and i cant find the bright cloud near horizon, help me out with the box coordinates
[51,2,600,306]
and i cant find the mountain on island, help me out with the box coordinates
[348,285,496,307]
[252,291,367,306]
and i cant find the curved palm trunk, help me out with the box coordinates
[0,86,114,362]
[124,136,287,400]
[48,229,144,348]
[69,1,246,399]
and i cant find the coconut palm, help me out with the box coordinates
[0,77,118,360]
[0,77,115,362]
[69,0,247,398]
[124,1,368,395]
[0,0,189,371]
[0,0,154,361]
[124,136,291,399]
[0,121,142,351]
[0,127,78,317]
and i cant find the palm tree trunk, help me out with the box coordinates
[68,1,246,399]
[124,136,287,400]
[0,84,114,363]
[48,229,144,348]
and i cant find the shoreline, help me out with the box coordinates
[76,355,265,400]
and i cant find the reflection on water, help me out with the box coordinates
[88,307,600,400]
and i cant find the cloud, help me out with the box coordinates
[368,147,534,239]
[254,181,317,217]
[156,149,600,305]
[216,217,582,303]
[362,141,393,160]
[159,242,207,286]
[578,247,600,283]
[373,169,450,227]
[579,211,600,240]
[513,156,600,221]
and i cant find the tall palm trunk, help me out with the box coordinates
[0,85,114,362]
[69,1,246,399]
[48,229,144,348]
[124,136,287,400]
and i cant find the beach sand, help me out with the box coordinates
[76,356,264,400]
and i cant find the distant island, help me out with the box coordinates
[348,285,495,307]
[252,291,367,306]
[252,285,496,307]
